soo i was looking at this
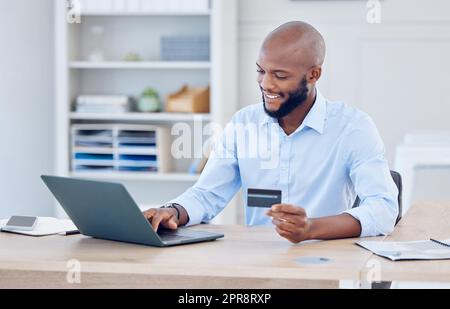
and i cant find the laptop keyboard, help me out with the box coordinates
[158,230,190,242]
[159,234,190,241]
[157,228,219,243]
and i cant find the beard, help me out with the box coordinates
[263,76,309,119]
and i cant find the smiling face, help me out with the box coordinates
[256,21,326,119]
[262,75,309,119]
[257,50,310,118]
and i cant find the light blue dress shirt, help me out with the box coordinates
[170,89,399,237]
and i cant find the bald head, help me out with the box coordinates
[256,21,326,120]
[262,21,326,68]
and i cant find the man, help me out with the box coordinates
[143,21,398,243]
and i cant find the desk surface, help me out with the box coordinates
[361,202,450,283]
[1,202,448,288]
[0,224,377,288]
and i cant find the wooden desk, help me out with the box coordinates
[361,202,450,284]
[0,225,377,289]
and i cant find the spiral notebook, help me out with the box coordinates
[356,238,450,261]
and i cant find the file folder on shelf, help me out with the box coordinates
[71,124,170,173]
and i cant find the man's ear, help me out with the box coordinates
[308,66,322,83]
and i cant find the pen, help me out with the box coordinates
[430,238,450,247]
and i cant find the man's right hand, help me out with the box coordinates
[143,207,179,231]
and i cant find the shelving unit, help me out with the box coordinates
[80,11,211,17]
[70,171,200,182]
[69,112,211,122]
[54,0,238,222]
[69,61,211,69]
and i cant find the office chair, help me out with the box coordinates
[352,170,402,226]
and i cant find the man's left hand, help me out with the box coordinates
[266,204,312,243]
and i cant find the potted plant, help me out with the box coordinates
[137,87,161,112]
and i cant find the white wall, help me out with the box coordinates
[238,0,450,211]
[0,0,54,218]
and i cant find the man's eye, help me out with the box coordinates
[256,69,264,73]
[275,75,288,79]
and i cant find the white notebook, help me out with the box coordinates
[0,217,78,236]
[356,238,450,261]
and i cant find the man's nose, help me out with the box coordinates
[260,74,275,92]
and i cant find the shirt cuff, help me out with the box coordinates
[168,193,204,227]
[343,207,377,238]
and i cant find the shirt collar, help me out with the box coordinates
[260,88,327,135]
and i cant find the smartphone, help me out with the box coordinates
[3,216,38,231]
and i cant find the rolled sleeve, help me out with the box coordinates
[344,196,397,237]
[343,114,399,237]
[169,191,205,227]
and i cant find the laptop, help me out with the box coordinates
[41,175,224,247]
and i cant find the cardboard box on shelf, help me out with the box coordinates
[166,85,210,113]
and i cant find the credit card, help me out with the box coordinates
[247,188,282,208]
